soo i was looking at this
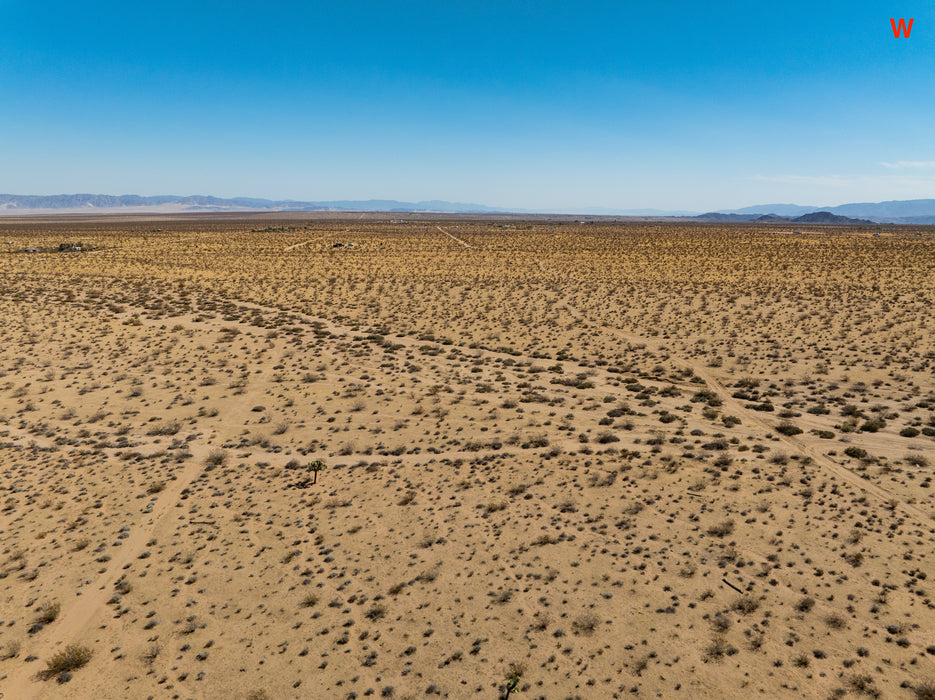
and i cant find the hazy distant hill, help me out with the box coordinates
[0,194,505,215]
[0,194,702,217]
[793,211,874,224]
[727,203,817,217]
[827,199,935,221]
[2,194,935,221]
[694,212,761,221]
[695,211,875,224]
[722,199,935,223]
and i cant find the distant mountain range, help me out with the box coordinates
[1,194,934,223]
[708,199,935,224]
[694,211,875,225]
[0,194,504,215]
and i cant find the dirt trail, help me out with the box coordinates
[88,232,225,255]
[212,289,935,527]
[530,258,931,525]
[435,225,472,249]
[548,291,934,528]
[207,297,612,381]
[112,287,932,529]
[106,303,592,463]
[2,449,210,699]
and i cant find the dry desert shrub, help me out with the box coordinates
[846,674,880,697]
[707,520,735,537]
[42,643,93,678]
[205,448,227,467]
[147,420,180,436]
[730,595,760,615]
[703,634,737,663]
[795,596,815,613]
[572,612,600,635]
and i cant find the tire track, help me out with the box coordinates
[435,225,472,249]
[545,281,934,528]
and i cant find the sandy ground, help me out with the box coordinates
[0,217,934,699]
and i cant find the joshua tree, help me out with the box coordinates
[308,459,327,485]
[502,662,525,698]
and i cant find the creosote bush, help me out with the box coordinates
[844,446,868,460]
[205,448,227,467]
[43,644,93,678]
[707,520,735,537]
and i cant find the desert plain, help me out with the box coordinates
[0,214,934,699]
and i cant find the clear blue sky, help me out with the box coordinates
[2,1,933,212]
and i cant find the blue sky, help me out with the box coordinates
[1,1,933,211]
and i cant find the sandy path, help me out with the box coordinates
[109,289,930,530]
[529,258,932,525]
[212,296,680,387]
[435,225,472,249]
[548,289,934,527]
[88,232,226,255]
[2,448,211,699]
[103,283,931,528]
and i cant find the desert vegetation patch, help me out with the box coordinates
[0,215,933,698]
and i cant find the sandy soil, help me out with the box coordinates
[0,216,934,699]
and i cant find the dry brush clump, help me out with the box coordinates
[40,643,93,680]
